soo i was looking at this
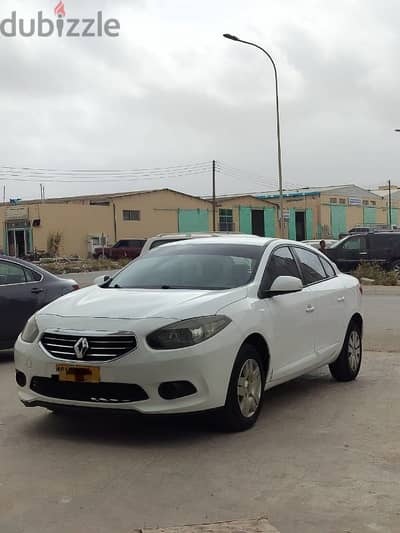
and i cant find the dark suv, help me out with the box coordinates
[326,232,400,273]
[93,239,145,259]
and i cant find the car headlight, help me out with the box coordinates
[147,315,231,350]
[21,315,39,343]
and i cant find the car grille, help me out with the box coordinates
[40,333,137,362]
[30,377,148,403]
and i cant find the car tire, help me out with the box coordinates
[219,343,266,432]
[329,322,362,382]
[390,260,400,276]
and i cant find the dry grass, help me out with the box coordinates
[39,257,130,275]
[352,263,399,286]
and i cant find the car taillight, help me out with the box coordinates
[72,284,80,291]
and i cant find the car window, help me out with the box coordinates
[266,246,301,288]
[342,236,366,250]
[24,268,42,282]
[368,235,400,250]
[0,261,27,286]
[320,256,336,278]
[293,247,327,285]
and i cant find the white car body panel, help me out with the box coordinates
[15,237,362,416]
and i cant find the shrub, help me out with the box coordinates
[352,263,398,286]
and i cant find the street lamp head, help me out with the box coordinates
[223,33,239,41]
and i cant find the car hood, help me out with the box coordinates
[39,284,248,320]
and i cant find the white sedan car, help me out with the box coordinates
[15,237,363,431]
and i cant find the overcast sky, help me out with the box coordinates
[0,0,399,201]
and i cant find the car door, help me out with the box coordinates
[257,245,317,382]
[0,260,44,346]
[328,235,367,272]
[292,246,346,363]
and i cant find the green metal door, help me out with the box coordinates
[288,209,296,240]
[239,207,252,234]
[263,208,276,237]
[363,207,376,225]
[178,209,209,232]
[390,209,398,226]
[330,205,347,238]
[305,208,313,239]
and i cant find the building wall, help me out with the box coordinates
[216,197,278,235]
[113,190,211,240]
[0,190,212,257]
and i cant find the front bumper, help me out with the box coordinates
[14,320,238,415]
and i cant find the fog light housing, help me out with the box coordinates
[158,381,197,400]
[16,371,27,388]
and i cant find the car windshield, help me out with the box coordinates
[108,243,264,290]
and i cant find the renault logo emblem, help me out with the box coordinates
[74,337,89,359]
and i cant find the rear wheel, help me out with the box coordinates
[329,323,362,382]
[219,343,266,432]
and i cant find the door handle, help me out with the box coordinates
[31,288,44,294]
[337,296,345,302]
[306,305,315,313]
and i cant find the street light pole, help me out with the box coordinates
[223,33,284,237]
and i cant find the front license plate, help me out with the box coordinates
[56,364,100,383]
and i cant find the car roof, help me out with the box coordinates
[152,236,274,248]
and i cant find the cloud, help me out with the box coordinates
[0,0,399,201]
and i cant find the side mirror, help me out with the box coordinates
[94,275,110,286]
[260,276,303,298]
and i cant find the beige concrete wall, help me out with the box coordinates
[217,196,278,233]
[269,195,321,239]
[31,203,115,257]
[0,205,6,252]
[113,190,212,239]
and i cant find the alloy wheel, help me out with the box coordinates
[348,330,361,372]
[237,358,262,418]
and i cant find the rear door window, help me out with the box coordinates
[24,268,42,282]
[293,247,327,285]
[0,261,27,285]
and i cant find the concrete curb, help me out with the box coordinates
[141,518,280,533]
[362,285,400,295]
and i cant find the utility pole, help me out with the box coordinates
[2,185,5,203]
[388,179,392,227]
[212,160,216,231]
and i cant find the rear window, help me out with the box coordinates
[368,234,400,250]
[149,238,188,250]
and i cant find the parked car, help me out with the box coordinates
[15,236,362,431]
[302,239,338,249]
[93,239,145,259]
[326,232,400,273]
[140,232,245,256]
[0,256,79,350]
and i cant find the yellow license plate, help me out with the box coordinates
[56,364,100,383]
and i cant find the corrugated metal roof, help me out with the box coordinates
[0,188,212,206]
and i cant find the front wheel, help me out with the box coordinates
[329,323,362,382]
[219,343,266,432]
